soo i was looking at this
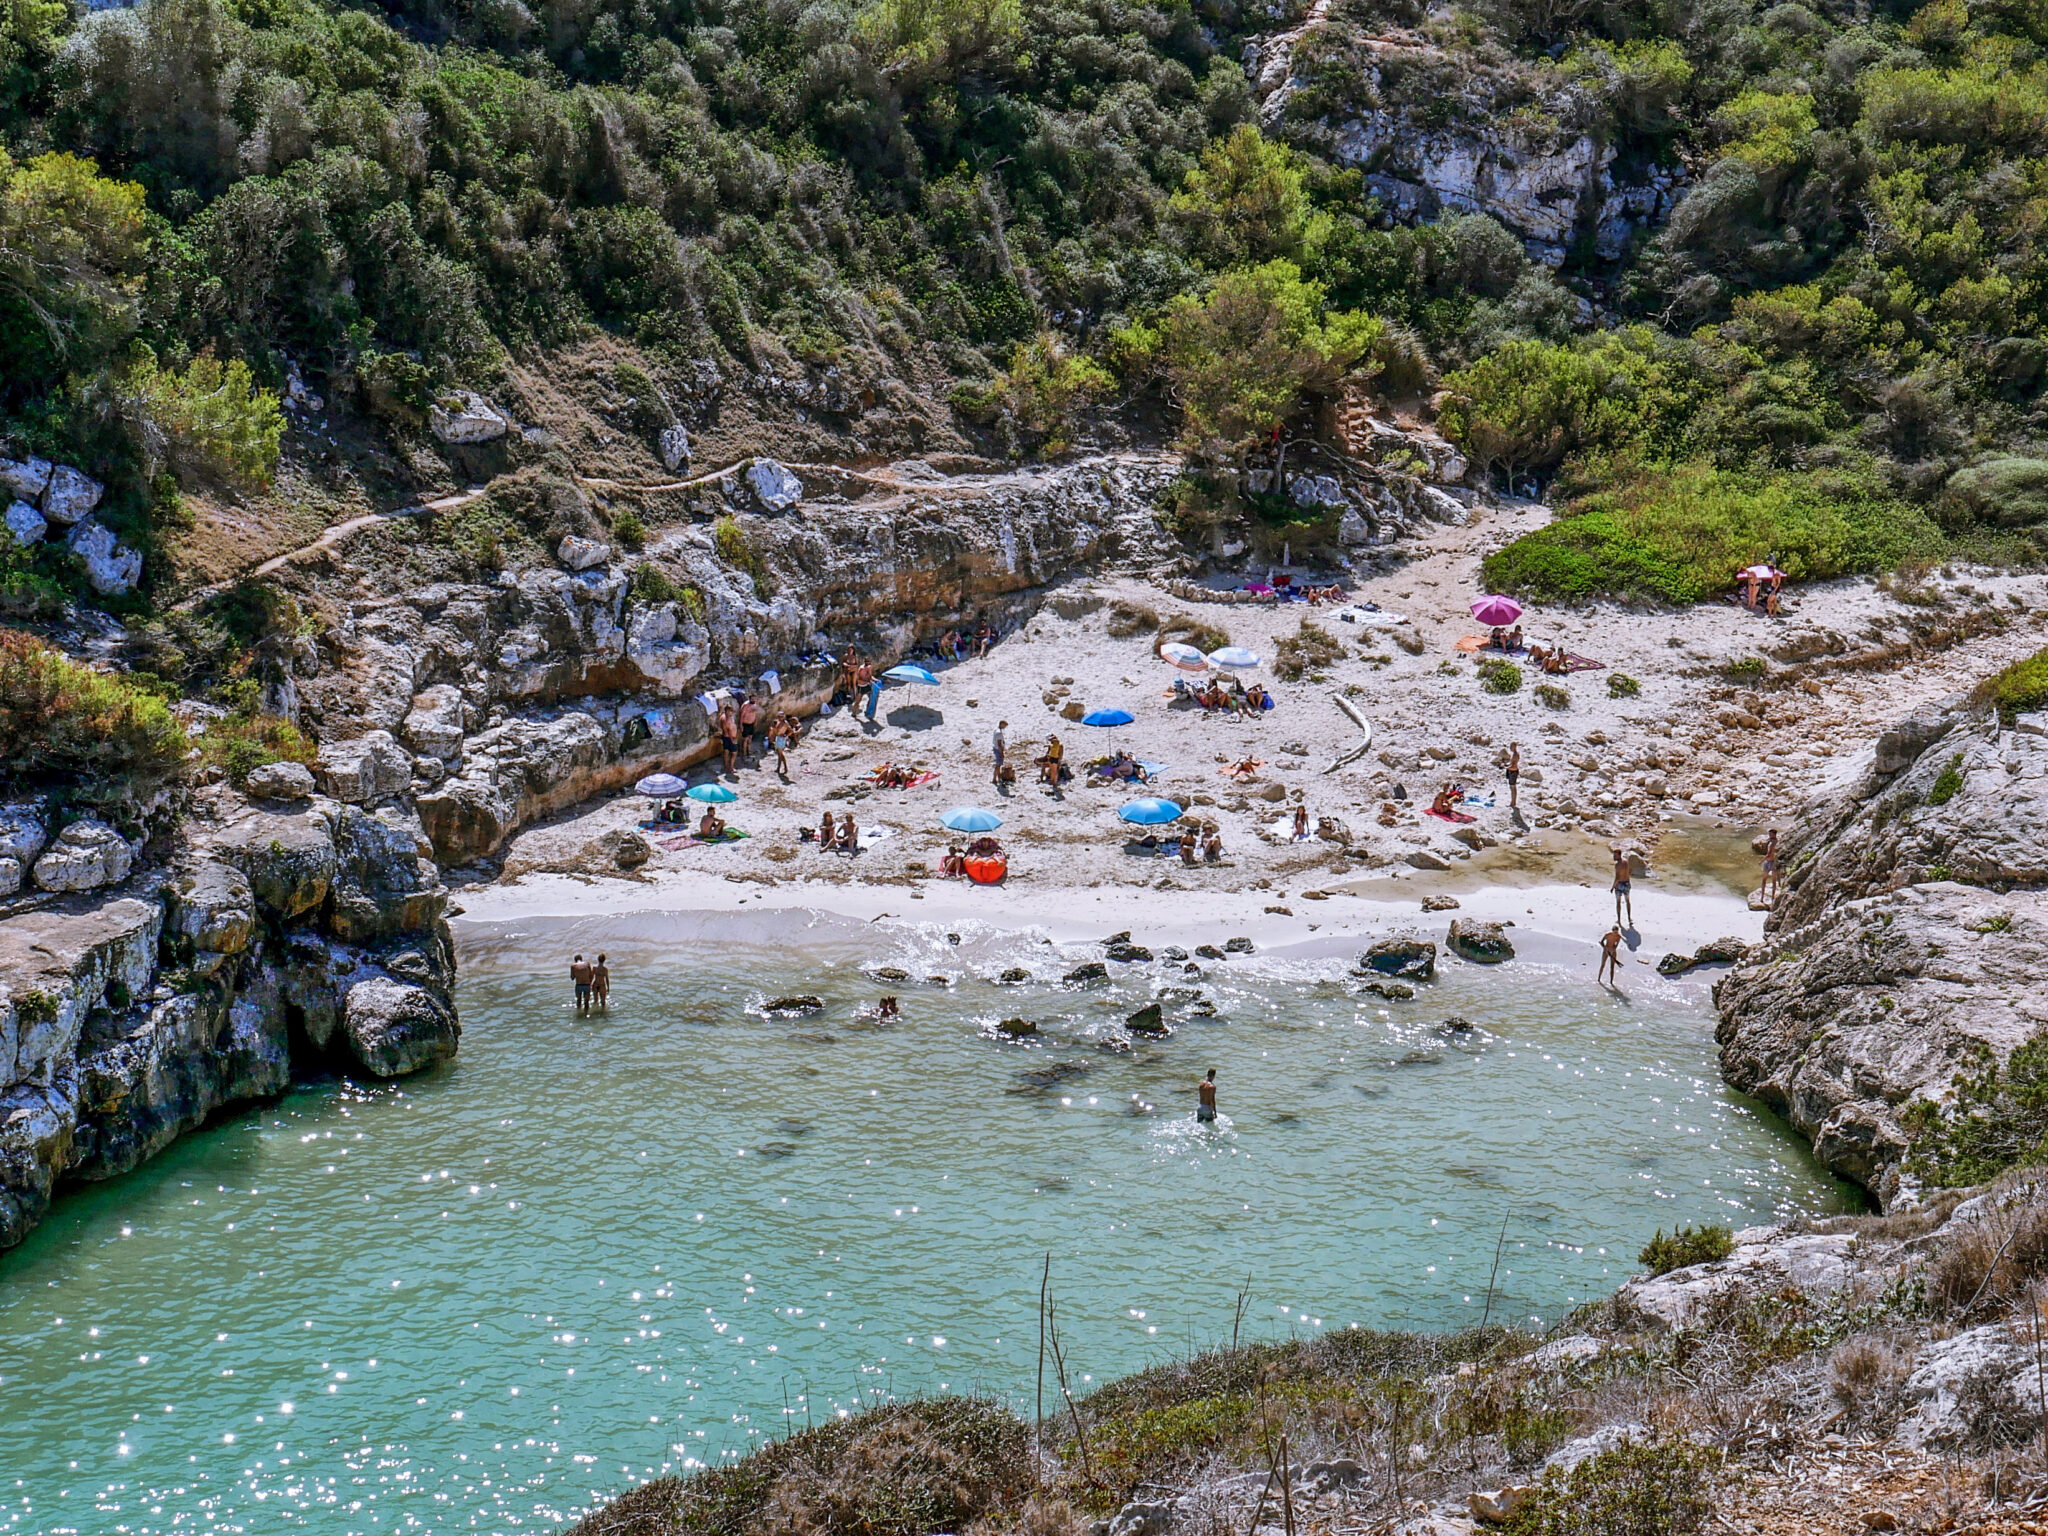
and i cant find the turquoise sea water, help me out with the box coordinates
[0,908,1856,1534]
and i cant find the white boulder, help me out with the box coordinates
[315,729,414,804]
[41,464,103,525]
[32,819,135,892]
[427,391,510,445]
[556,534,611,572]
[747,458,802,512]
[66,519,143,595]
[1289,473,1345,509]
[0,456,52,503]
[0,805,49,866]
[658,424,691,472]
[0,856,19,896]
[402,684,468,759]
[243,760,316,800]
[3,500,44,547]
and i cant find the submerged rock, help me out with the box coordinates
[1361,979,1416,1000]
[1063,962,1108,983]
[1125,1003,1168,1036]
[1104,942,1153,962]
[762,995,824,1016]
[996,966,1031,983]
[1447,918,1514,964]
[995,1017,1037,1037]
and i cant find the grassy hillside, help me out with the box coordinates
[2,0,2045,616]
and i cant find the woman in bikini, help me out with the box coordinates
[818,810,836,849]
[1760,829,1781,904]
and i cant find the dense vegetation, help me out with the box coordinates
[1904,1033,2048,1188]
[1,0,2044,609]
[0,626,186,798]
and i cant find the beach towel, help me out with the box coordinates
[664,828,752,848]
[1460,792,1496,809]
[1562,654,1606,673]
[1424,808,1477,824]
[855,825,897,851]
[1455,635,1526,654]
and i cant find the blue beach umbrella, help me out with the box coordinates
[939,805,1004,833]
[635,772,687,798]
[687,782,739,803]
[1081,709,1136,727]
[1209,646,1262,669]
[1118,797,1184,825]
[883,665,940,685]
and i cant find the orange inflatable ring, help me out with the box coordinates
[964,855,1007,885]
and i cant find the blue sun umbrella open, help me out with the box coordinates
[1081,709,1135,727]
[687,782,739,803]
[1118,797,1183,825]
[1209,646,1261,669]
[939,805,1003,832]
[883,665,940,685]
[635,773,687,798]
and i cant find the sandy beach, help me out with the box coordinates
[473,497,2048,967]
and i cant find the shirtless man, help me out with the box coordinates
[570,954,594,1012]
[1197,1068,1218,1124]
[1611,846,1634,927]
[1598,925,1622,987]
[1506,741,1521,810]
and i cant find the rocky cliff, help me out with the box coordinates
[1715,695,2048,1209]
[0,792,457,1250]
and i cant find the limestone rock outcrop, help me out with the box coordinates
[1716,697,2048,1208]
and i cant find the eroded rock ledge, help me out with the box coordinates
[1715,697,2048,1209]
[0,796,456,1250]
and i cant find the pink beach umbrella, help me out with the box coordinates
[1470,595,1523,627]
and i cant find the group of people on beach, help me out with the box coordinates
[569,953,610,1011]
[716,695,801,777]
[812,809,862,853]
[1185,676,1269,715]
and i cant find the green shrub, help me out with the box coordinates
[713,516,773,598]
[1974,646,2048,726]
[1159,614,1229,654]
[1607,671,1640,697]
[1481,464,1943,606]
[1502,1438,1721,1536]
[1724,656,1766,680]
[119,350,284,489]
[1274,619,1344,681]
[0,628,185,793]
[1639,1224,1736,1275]
[13,988,59,1026]
[629,561,680,606]
[194,710,316,789]
[611,509,646,550]
[1926,751,1965,806]
[1535,682,1569,709]
[1477,656,1522,694]
[1904,1034,2048,1188]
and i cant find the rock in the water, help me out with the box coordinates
[1406,848,1453,871]
[872,966,910,981]
[1224,936,1254,953]
[1125,1003,1168,1035]
[65,519,142,595]
[1362,979,1416,1000]
[1361,936,1437,980]
[244,760,316,801]
[557,534,612,572]
[0,456,52,503]
[1657,936,1749,975]
[40,464,102,524]
[31,819,134,892]
[4,500,44,546]
[428,391,509,444]
[316,730,413,804]
[658,424,691,472]
[1161,945,1188,961]
[1064,961,1109,983]
[1105,942,1154,962]
[1439,1016,1474,1033]
[762,995,824,1015]
[997,966,1031,983]
[1194,944,1224,960]
[1447,918,1514,964]
[343,976,460,1077]
[995,1017,1037,1037]
[748,458,802,512]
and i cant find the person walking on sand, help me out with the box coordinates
[1760,828,1781,904]
[856,658,879,721]
[1197,1068,1218,1124]
[1506,742,1521,810]
[593,953,611,1009]
[1597,925,1622,987]
[1611,845,1634,927]
[992,720,1008,785]
[570,954,594,1012]
[718,703,740,775]
[738,693,761,767]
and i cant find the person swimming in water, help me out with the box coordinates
[1197,1068,1217,1124]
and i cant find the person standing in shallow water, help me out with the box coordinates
[593,953,611,1009]
[1597,924,1622,988]
[570,954,593,1012]
[1197,1068,1217,1124]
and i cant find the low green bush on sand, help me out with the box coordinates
[1502,1438,1721,1536]
[1480,464,1942,606]
[1974,645,2048,726]
[1478,657,1522,694]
